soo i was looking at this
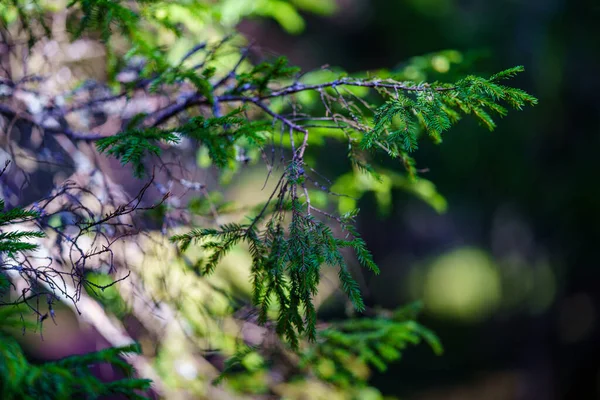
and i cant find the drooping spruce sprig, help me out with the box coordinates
[171,164,376,349]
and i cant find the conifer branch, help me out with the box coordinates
[1,3,538,394]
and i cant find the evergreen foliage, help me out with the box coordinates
[0,331,151,400]
[171,200,380,348]
[96,127,181,178]
[0,200,44,258]
[299,302,442,388]
[0,1,537,398]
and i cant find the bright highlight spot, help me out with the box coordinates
[423,248,501,322]
[431,55,450,73]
